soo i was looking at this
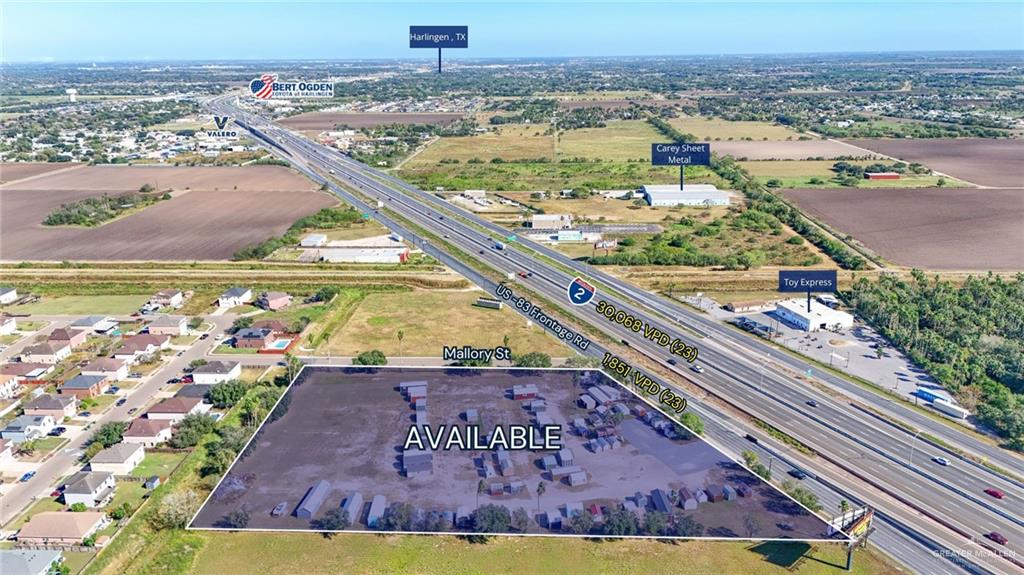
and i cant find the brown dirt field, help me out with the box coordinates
[0,165,335,261]
[1,165,317,192]
[844,138,1024,188]
[712,140,869,160]
[0,163,80,184]
[279,112,464,131]
[782,187,1024,270]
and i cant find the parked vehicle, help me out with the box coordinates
[271,502,288,517]
[48,426,66,437]
[19,471,35,482]
[128,408,138,415]
[116,398,127,406]
[200,334,209,340]
[78,411,91,418]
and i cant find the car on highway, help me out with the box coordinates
[744,434,759,444]
[985,532,1008,545]
[806,400,819,408]
[19,471,35,482]
[984,488,1005,499]
[789,469,809,480]
[690,365,705,374]
[667,358,678,366]
[116,398,127,407]
[932,457,951,466]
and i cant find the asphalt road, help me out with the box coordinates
[210,95,1021,574]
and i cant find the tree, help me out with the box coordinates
[839,499,851,514]
[224,507,251,529]
[569,509,594,534]
[232,316,253,331]
[382,502,416,530]
[396,330,405,356]
[535,480,546,512]
[782,480,822,511]
[643,510,668,536]
[353,350,387,366]
[673,513,704,536]
[678,411,704,436]
[208,380,247,408]
[514,352,552,368]
[602,505,638,536]
[471,504,511,533]
[83,441,105,461]
[169,413,216,448]
[109,502,132,520]
[70,502,88,512]
[189,358,208,369]
[151,489,201,530]
[511,507,530,532]
[743,513,761,537]
[90,421,127,448]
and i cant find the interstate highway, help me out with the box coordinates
[210,96,1020,574]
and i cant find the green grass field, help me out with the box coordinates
[739,160,969,189]
[669,116,808,141]
[410,124,555,164]
[189,533,897,575]
[319,289,570,357]
[132,451,189,479]
[557,120,662,161]
[6,294,149,315]
[498,189,731,224]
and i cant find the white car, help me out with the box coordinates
[690,365,705,374]
[215,334,224,340]
[932,457,951,466]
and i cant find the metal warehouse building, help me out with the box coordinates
[774,299,854,332]
[640,184,731,207]
[296,480,331,519]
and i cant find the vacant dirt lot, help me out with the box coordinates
[279,112,464,131]
[844,138,1024,188]
[783,187,1024,270]
[0,165,335,261]
[712,140,867,160]
[0,162,80,184]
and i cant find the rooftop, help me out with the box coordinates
[124,418,172,436]
[61,374,107,390]
[90,442,144,464]
[192,360,239,375]
[17,511,106,540]
[148,396,201,414]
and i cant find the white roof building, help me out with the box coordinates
[640,184,731,207]
[774,298,854,332]
[531,214,573,229]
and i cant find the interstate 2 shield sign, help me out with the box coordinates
[567,277,596,306]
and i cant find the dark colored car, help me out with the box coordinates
[789,469,809,480]
[985,532,1008,545]
[984,488,1005,499]
[806,400,819,408]
[744,434,759,444]
[667,358,678,366]
[116,398,127,406]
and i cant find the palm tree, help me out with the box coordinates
[839,499,851,514]
[397,330,405,356]
[536,481,546,512]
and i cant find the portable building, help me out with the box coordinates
[366,495,387,528]
[341,492,364,523]
[296,480,331,519]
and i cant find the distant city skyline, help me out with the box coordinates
[2,2,1021,63]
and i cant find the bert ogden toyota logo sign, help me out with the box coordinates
[249,73,334,100]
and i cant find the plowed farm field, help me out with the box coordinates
[0,165,336,261]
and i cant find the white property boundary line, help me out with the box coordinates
[187,364,852,543]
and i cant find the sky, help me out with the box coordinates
[2,1,1022,62]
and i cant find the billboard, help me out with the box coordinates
[778,270,838,293]
[409,26,469,48]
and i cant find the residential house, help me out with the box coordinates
[251,319,290,334]
[0,362,53,382]
[0,549,63,575]
[81,357,129,381]
[114,334,170,364]
[257,291,291,311]
[47,328,87,350]
[218,287,252,308]
[0,286,18,304]
[234,327,273,349]
[1,415,56,443]
[23,394,77,420]
[122,418,172,447]
[89,443,145,475]
[59,374,109,398]
[0,314,16,335]
[0,373,21,399]
[148,316,187,336]
[16,511,109,545]
[146,397,206,423]
[20,341,71,364]
[192,361,241,385]
[150,289,184,308]
[70,316,118,334]
[62,471,116,508]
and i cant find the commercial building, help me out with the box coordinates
[317,247,410,264]
[300,234,328,247]
[59,374,110,398]
[16,512,108,546]
[774,299,854,332]
[0,287,18,304]
[192,361,242,385]
[89,442,145,475]
[640,184,731,207]
[531,214,573,229]
[724,300,772,313]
